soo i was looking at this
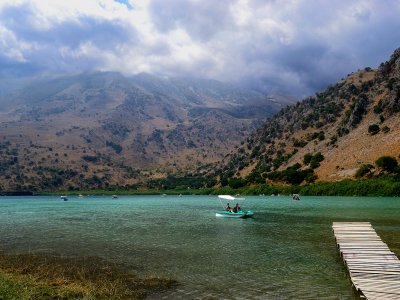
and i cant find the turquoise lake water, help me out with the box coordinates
[1,195,400,299]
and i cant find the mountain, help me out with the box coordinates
[217,48,400,185]
[0,72,293,192]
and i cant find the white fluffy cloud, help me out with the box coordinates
[1,0,400,97]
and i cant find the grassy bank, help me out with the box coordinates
[212,177,400,197]
[0,252,176,300]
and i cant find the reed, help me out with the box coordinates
[0,252,177,299]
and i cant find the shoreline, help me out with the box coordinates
[2,177,399,197]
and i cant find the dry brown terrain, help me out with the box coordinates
[0,72,291,191]
[220,48,400,183]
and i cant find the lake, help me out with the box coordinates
[1,195,399,299]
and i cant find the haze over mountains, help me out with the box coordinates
[0,72,294,191]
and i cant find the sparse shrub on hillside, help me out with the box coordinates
[312,152,324,162]
[303,153,313,165]
[106,141,122,154]
[82,155,98,163]
[220,176,228,187]
[245,171,265,184]
[228,178,246,189]
[267,164,314,185]
[368,124,380,135]
[387,78,395,90]
[309,160,320,169]
[307,131,325,141]
[293,139,307,148]
[318,131,325,141]
[328,135,337,146]
[375,156,398,173]
[301,122,310,130]
[337,127,349,137]
[348,84,359,95]
[382,126,390,133]
[373,100,384,114]
[303,152,325,169]
[355,164,374,178]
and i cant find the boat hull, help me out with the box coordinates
[215,210,254,218]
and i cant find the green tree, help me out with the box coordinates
[375,156,398,173]
[303,153,313,165]
[368,124,380,135]
[355,164,374,178]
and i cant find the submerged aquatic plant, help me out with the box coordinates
[0,252,177,299]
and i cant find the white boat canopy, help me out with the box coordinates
[218,195,235,200]
[218,195,245,201]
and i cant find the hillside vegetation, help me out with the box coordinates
[215,48,400,187]
[0,73,292,192]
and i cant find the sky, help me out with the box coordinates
[1,0,400,98]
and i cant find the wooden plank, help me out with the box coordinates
[333,222,400,300]
[363,290,400,300]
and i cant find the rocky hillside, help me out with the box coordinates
[0,72,292,192]
[217,48,400,185]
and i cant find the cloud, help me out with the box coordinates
[0,0,400,98]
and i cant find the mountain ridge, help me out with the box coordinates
[0,72,293,192]
[216,48,400,186]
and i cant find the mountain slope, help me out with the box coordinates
[217,48,400,184]
[0,72,293,192]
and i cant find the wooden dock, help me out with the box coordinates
[333,222,400,300]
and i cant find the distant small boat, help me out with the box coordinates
[292,194,300,201]
[112,195,118,199]
[60,196,68,201]
[161,194,167,197]
[78,194,84,198]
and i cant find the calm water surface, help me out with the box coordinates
[1,195,400,299]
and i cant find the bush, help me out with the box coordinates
[368,124,380,135]
[355,164,374,178]
[228,178,246,189]
[293,139,308,148]
[375,156,398,173]
[303,153,313,165]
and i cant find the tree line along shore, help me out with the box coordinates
[3,176,396,197]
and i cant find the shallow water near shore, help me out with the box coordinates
[1,195,400,299]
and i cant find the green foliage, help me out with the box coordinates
[228,178,246,189]
[309,152,324,169]
[337,127,349,137]
[355,164,374,178]
[220,176,228,187]
[210,177,400,197]
[106,141,122,154]
[382,126,390,133]
[293,139,307,148]
[304,152,324,169]
[387,78,395,90]
[368,124,380,135]
[373,100,384,114]
[303,153,313,165]
[267,164,314,185]
[82,155,99,163]
[147,174,212,189]
[307,131,325,141]
[375,156,398,173]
